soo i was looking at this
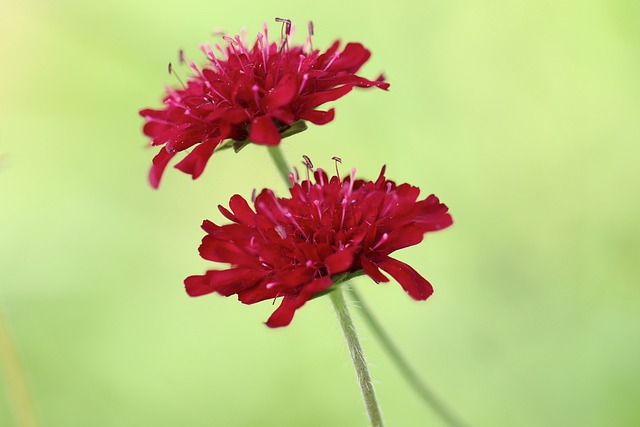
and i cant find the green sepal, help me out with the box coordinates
[311,270,366,300]
[214,120,309,153]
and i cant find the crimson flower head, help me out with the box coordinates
[139,19,389,188]
[185,160,452,327]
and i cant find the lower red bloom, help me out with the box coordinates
[185,164,452,327]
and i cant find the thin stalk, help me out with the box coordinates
[0,309,38,427]
[267,145,384,426]
[330,285,384,427]
[267,146,291,184]
[348,287,468,427]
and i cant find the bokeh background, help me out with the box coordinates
[1,0,639,426]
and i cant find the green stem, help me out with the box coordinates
[267,146,292,184]
[348,287,468,427]
[330,286,384,427]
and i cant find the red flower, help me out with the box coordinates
[185,163,452,327]
[139,20,389,188]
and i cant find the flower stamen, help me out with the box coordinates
[275,17,292,53]
[306,21,314,52]
[332,156,342,179]
[302,155,314,184]
[167,63,187,90]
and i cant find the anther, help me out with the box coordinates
[223,35,238,46]
[168,63,187,90]
[302,155,313,170]
[332,156,342,179]
[275,17,292,53]
[307,21,314,52]
[179,49,186,64]
[275,17,292,36]
[302,155,314,184]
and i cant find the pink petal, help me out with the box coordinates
[265,277,333,328]
[330,42,371,73]
[299,85,353,109]
[416,195,454,230]
[298,108,335,125]
[148,148,176,189]
[228,195,256,225]
[218,204,238,222]
[174,139,219,179]
[238,282,279,304]
[375,223,426,253]
[248,115,281,145]
[265,75,298,109]
[361,257,389,283]
[184,273,216,297]
[266,295,300,328]
[201,219,220,234]
[198,237,256,265]
[324,249,355,274]
[377,257,433,300]
[185,269,263,297]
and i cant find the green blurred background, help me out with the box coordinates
[1,0,639,426]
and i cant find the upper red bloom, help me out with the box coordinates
[185,164,452,327]
[139,20,389,188]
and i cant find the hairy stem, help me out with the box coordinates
[267,146,292,184]
[348,287,468,427]
[330,285,384,427]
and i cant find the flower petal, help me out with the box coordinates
[198,237,257,265]
[149,148,176,189]
[248,115,281,145]
[174,139,220,179]
[329,42,371,73]
[377,257,433,300]
[325,248,356,274]
[361,256,389,283]
[184,272,216,297]
[298,108,335,125]
[299,85,353,109]
[265,75,298,109]
[266,295,300,328]
[265,276,333,327]
[228,195,257,225]
[185,268,264,297]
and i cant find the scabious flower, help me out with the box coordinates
[139,19,389,188]
[185,161,452,327]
